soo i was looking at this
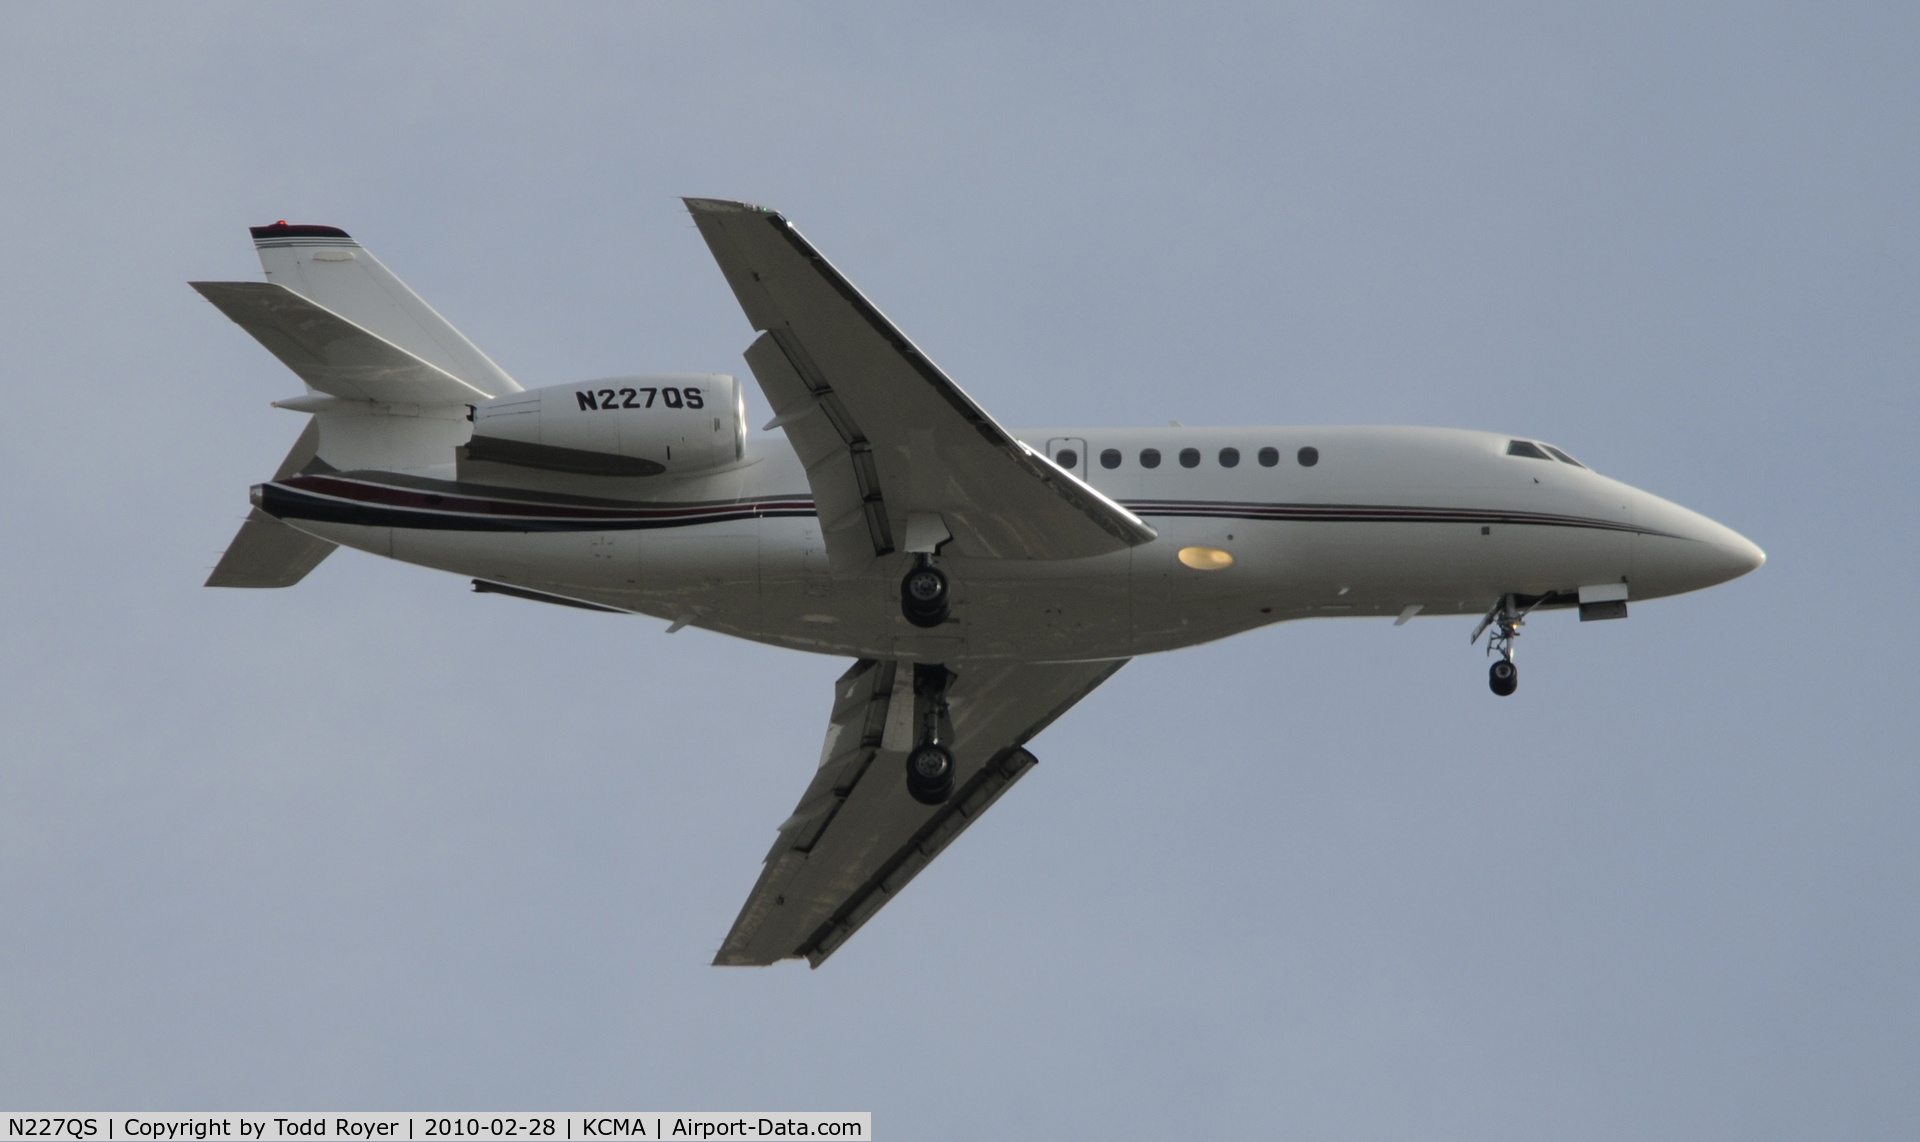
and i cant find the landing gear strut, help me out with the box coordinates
[901,556,950,628]
[1472,593,1539,697]
[905,663,956,805]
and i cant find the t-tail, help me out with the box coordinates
[195,223,522,587]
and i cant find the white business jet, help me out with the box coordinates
[195,200,1763,966]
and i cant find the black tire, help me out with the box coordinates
[905,742,955,805]
[901,565,951,628]
[1489,659,1518,697]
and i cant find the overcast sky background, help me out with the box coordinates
[1,3,1914,1137]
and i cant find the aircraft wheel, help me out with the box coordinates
[905,742,955,805]
[1489,659,1518,697]
[901,564,951,628]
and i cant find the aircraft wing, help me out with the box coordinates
[686,198,1156,576]
[717,656,1127,967]
[191,281,493,405]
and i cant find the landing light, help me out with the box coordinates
[1178,546,1234,570]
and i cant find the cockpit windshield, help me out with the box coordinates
[1541,444,1586,468]
[1508,439,1589,469]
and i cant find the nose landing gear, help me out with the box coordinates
[905,663,956,805]
[1489,658,1518,697]
[1472,593,1538,697]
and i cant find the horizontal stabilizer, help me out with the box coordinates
[191,281,491,405]
[206,508,337,587]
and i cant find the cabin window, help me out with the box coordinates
[1258,447,1279,467]
[1100,448,1122,469]
[1219,447,1240,468]
[1506,440,1551,460]
[1140,448,1161,469]
[1542,444,1585,468]
[1297,446,1319,467]
[1179,447,1201,468]
[1055,448,1078,469]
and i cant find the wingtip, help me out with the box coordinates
[188,280,252,303]
[188,280,281,304]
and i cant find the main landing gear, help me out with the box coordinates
[905,663,956,805]
[1472,593,1540,697]
[900,551,958,803]
[901,555,951,628]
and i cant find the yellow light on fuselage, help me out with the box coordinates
[1178,546,1235,570]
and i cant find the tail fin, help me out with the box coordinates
[247,223,521,398]
[202,223,513,577]
[205,420,337,588]
[197,222,508,488]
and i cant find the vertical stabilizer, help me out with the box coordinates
[249,223,521,398]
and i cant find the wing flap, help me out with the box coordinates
[716,656,1128,967]
[807,744,1039,965]
[687,198,1155,564]
[191,281,491,405]
[744,332,884,578]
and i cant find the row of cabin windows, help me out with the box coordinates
[1054,439,1585,472]
[1056,439,1583,472]
[1058,445,1321,471]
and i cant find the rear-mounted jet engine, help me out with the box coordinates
[464,374,746,478]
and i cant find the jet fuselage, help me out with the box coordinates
[263,422,1763,662]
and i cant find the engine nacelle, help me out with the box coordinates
[466,374,745,478]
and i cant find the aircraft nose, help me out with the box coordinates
[1681,514,1766,591]
[1687,513,1765,582]
[1692,527,1766,589]
[1727,531,1767,577]
[1632,492,1765,598]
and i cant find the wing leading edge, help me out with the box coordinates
[717,656,1128,967]
[685,198,1155,575]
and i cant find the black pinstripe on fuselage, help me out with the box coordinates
[259,474,1680,539]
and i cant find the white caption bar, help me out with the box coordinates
[1,1117,868,1142]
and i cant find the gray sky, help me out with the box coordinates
[2,3,1914,1137]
